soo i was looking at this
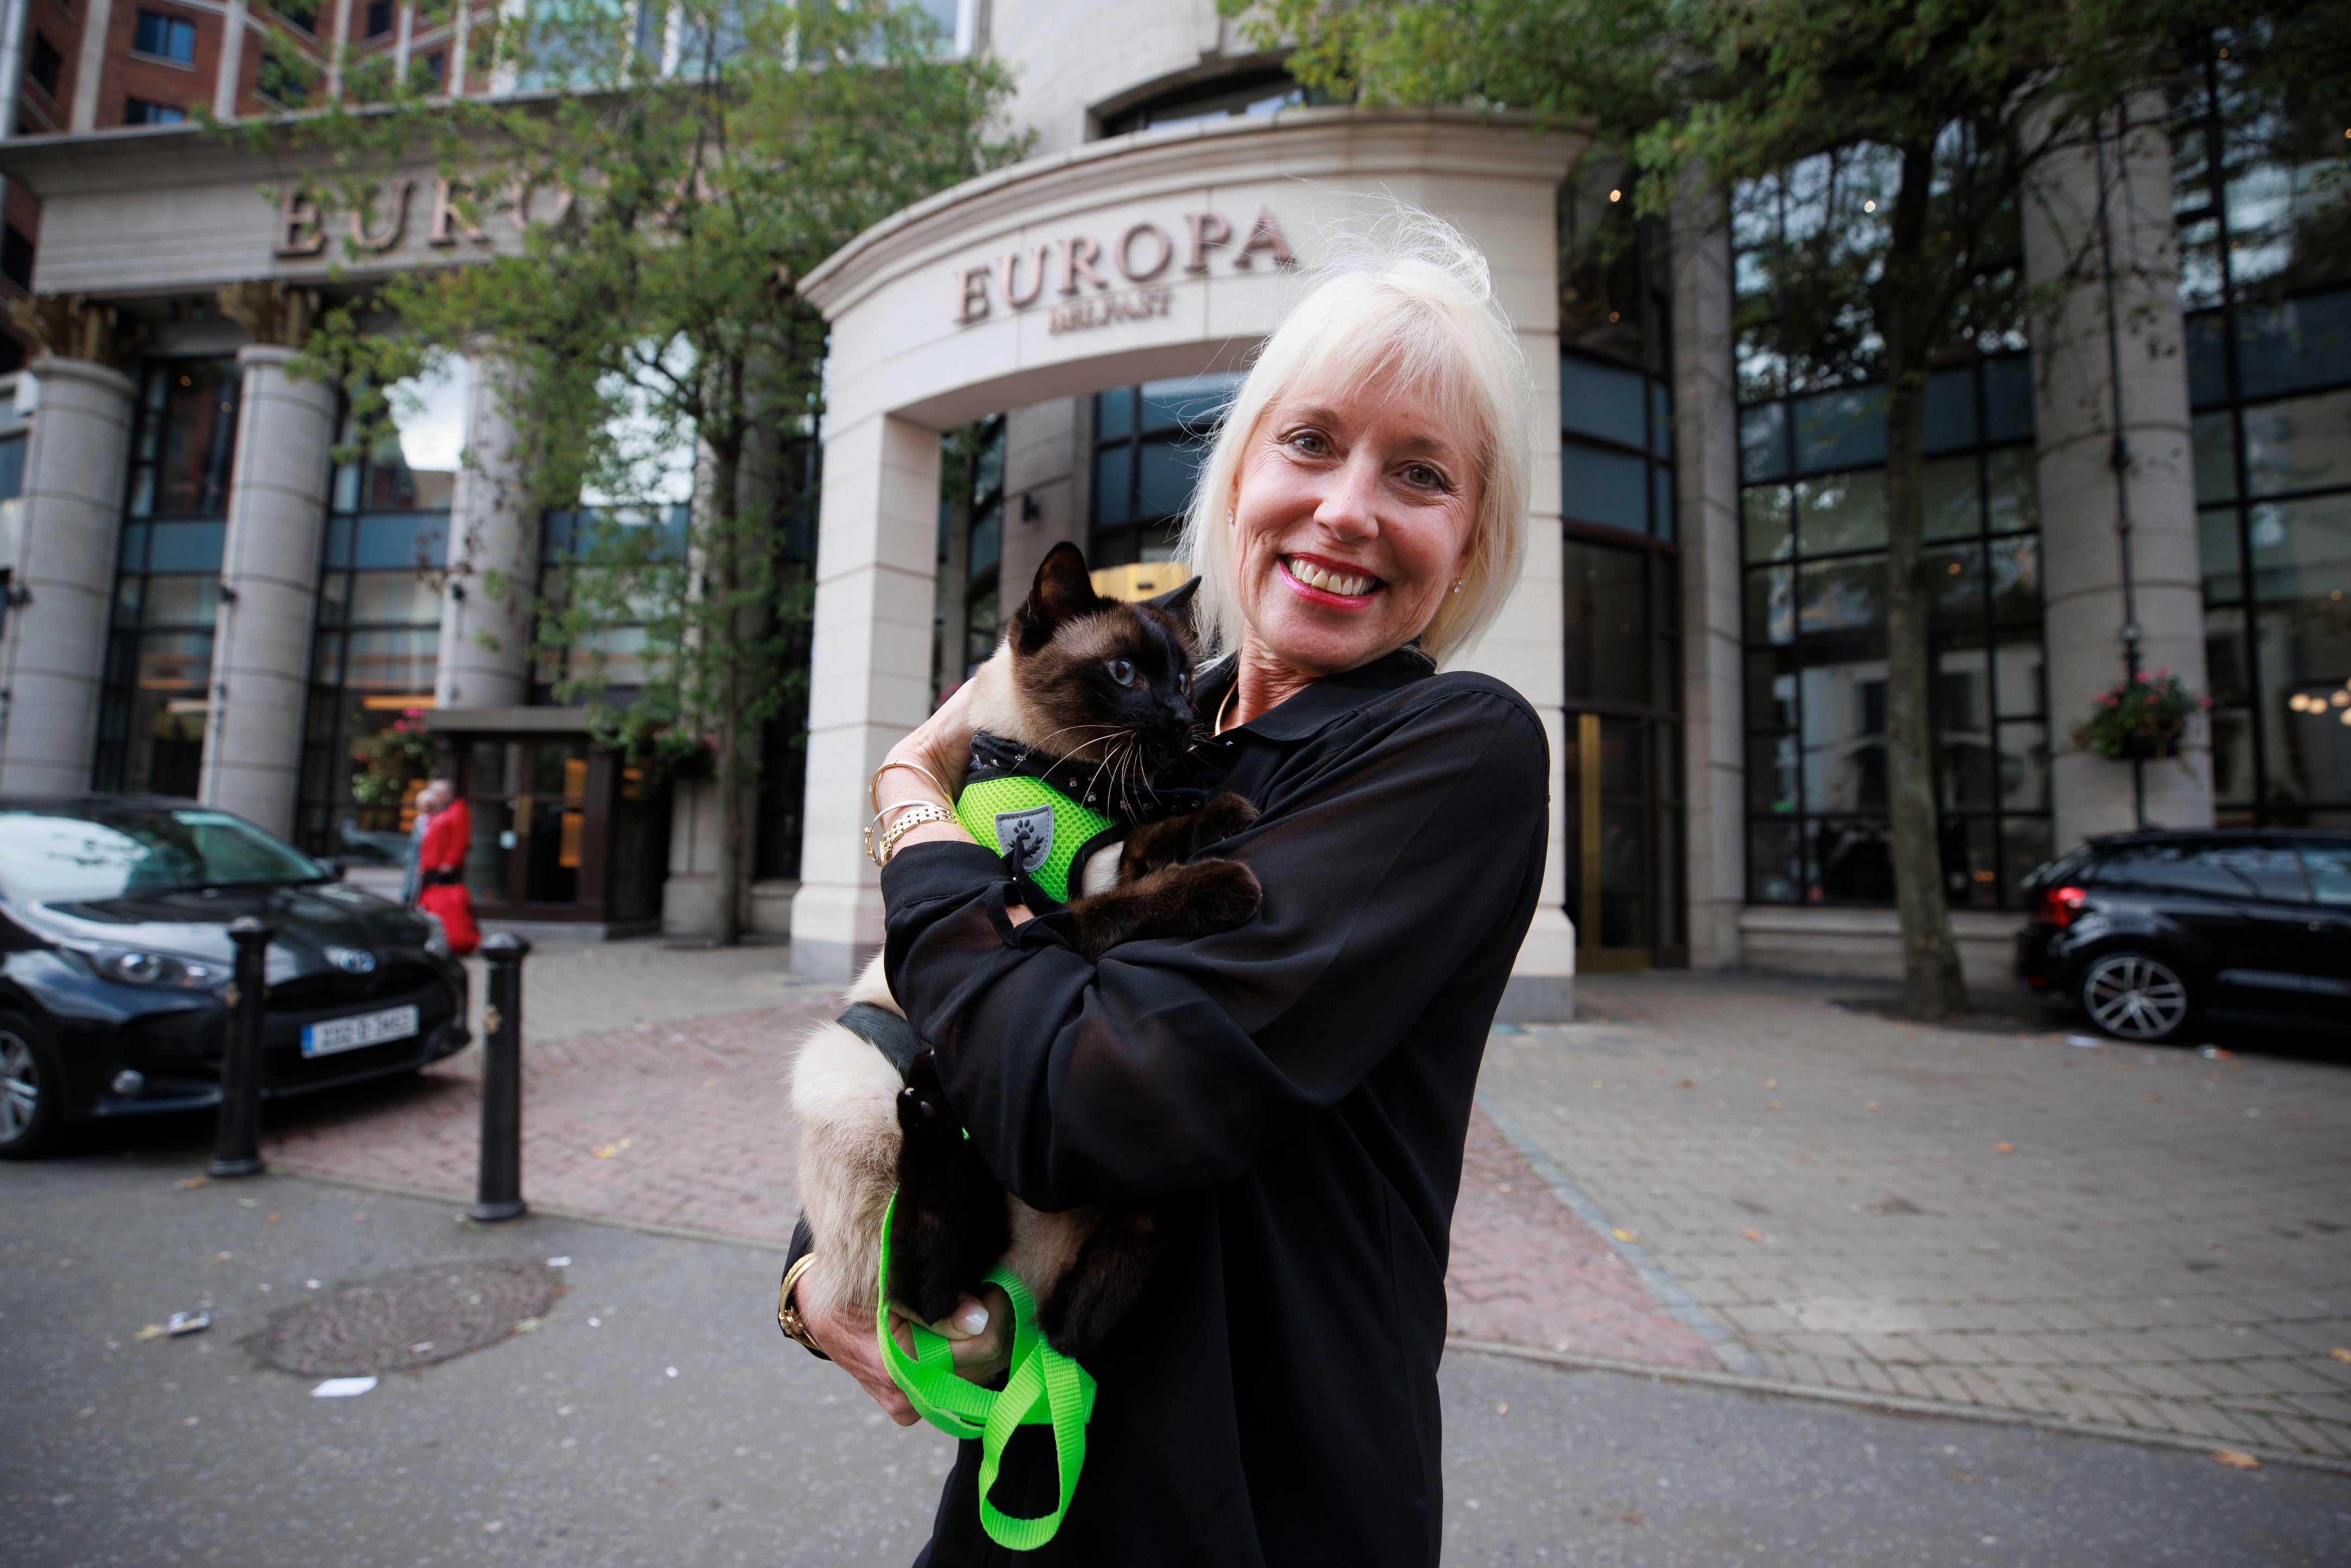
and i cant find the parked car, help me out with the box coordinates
[2016,829,2351,1042]
[0,798,469,1157]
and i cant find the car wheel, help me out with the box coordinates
[0,1017,63,1159]
[2079,951,2196,1043]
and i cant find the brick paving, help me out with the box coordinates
[256,941,2351,1462]
[1482,971,2351,1461]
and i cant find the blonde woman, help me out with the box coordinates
[797,216,1547,1565]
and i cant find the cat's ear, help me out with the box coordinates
[1142,576,1200,619]
[1016,541,1103,652]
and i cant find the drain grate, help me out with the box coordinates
[252,1260,559,1376]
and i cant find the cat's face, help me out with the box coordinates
[1007,543,1202,773]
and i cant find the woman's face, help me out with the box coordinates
[1228,374,1480,680]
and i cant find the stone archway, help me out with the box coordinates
[791,107,1582,1018]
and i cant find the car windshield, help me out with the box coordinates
[0,808,324,904]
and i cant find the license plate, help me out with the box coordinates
[301,1004,420,1059]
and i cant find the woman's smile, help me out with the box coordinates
[1278,553,1383,604]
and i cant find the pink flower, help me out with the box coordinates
[2151,668,2168,680]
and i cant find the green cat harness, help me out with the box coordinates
[954,773,1119,907]
[878,1191,1098,1551]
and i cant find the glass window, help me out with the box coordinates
[1562,445,1649,533]
[1089,375,1236,567]
[132,11,196,63]
[2242,389,2351,497]
[2303,844,2351,905]
[295,360,464,859]
[123,98,188,125]
[1735,182,2047,907]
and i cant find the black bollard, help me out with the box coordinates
[207,917,274,1179]
[470,931,531,1223]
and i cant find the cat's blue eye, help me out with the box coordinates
[1178,670,1191,692]
[1107,659,1136,686]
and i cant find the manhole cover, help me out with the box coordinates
[252,1260,559,1376]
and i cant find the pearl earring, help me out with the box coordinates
[1451,579,1464,594]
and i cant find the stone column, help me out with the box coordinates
[435,361,538,710]
[200,344,334,836]
[0,355,136,794]
[789,411,942,978]
[2022,104,2213,847]
[1672,206,1748,969]
[1456,323,1576,1021]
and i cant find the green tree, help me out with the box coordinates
[1240,0,2348,1019]
[279,0,1025,944]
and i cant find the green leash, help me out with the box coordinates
[876,1191,1097,1550]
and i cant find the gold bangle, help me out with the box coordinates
[871,758,949,814]
[877,802,956,866]
[777,1253,821,1351]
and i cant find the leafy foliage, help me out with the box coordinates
[2073,670,2207,759]
[350,709,438,806]
[279,0,1026,939]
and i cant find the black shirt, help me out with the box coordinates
[880,647,1550,1567]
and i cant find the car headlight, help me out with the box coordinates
[419,913,451,959]
[89,947,227,990]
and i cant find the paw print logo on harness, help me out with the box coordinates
[996,805,1055,873]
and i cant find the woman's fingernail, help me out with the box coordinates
[957,1303,989,1334]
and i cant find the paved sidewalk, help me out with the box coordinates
[1483,972,2351,1462]
[218,943,2351,1464]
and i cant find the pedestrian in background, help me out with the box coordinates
[412,779,480,956]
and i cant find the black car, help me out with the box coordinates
[0,798,469,1157]
[2016,829,2351,1042]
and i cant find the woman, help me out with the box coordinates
[413,778,480,957]
[796,222,1549,1564]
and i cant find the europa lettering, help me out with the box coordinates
[954,207,1294,326]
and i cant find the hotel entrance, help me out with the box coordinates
[425,709,672,938]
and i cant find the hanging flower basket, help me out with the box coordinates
[350,709,438,806]
[2073,670,2205,761]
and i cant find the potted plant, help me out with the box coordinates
[2073,670,2206,761]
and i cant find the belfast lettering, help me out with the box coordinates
[1047,288,1176,334]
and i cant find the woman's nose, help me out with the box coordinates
[1313,452,1382,540]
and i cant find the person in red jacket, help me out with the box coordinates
[413,778,480,956]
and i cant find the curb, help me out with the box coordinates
[1447,1335,2351,1476]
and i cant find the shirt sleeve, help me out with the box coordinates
[880,683,1549,1212]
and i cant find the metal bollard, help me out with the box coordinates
[470,931,531,1223]
[207,917,273,1179]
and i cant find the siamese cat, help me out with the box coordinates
[792,544,1257,1358]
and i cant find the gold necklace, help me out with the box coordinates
[1215,681,1238,736]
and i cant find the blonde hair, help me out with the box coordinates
[1175,208,1534,665]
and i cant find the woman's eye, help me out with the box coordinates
[1404,462,1448,490]
[1286,428,1328,455]
[1107,659,1136,686]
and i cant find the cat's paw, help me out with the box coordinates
[1174,859,1261,932]
[1191,792,1259,847]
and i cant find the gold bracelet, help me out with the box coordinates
[871,757,949,814]
[865,801,953,865]
[876,802,956,866]
[777,1253,821,1351]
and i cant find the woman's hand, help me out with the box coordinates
[799,1275,1016,1425]
[875,681,983,861]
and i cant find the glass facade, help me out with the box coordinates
[97,358,238,797]
[2177,55,2351,827]
[296,359,467,862]
[1734,149,2049,911]
[1089,374,1241,567]
[1560,168,1684,962]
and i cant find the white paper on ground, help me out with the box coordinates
[311,1377,379,1398]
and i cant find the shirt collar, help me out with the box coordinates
[1196,645,1435,746]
